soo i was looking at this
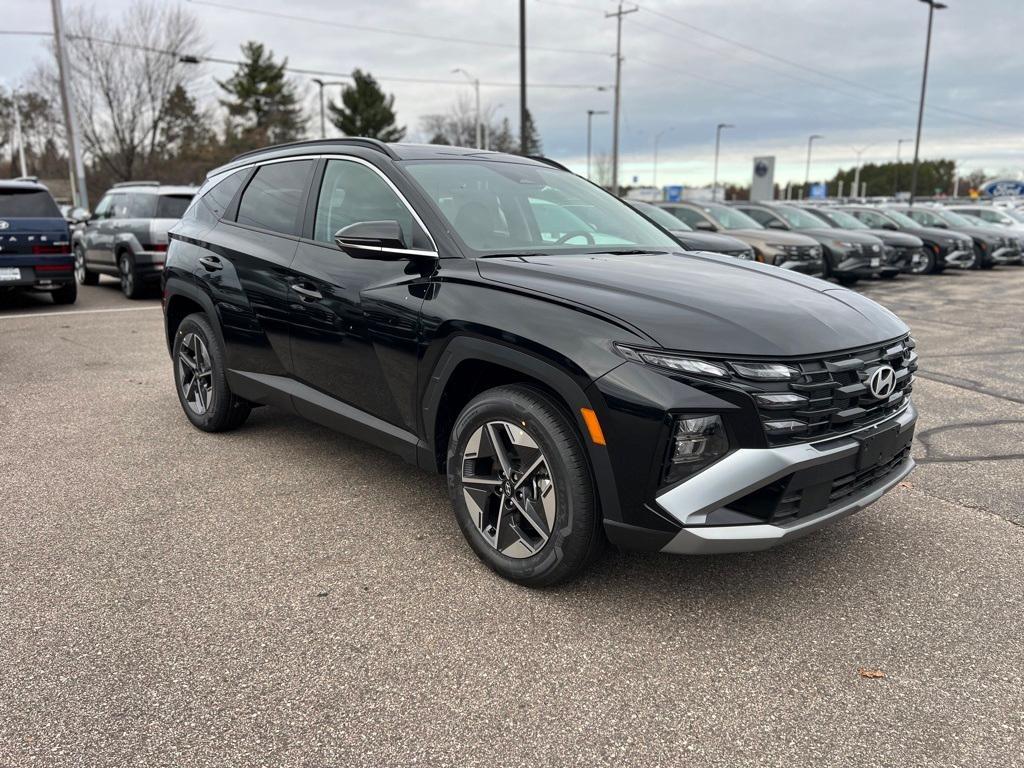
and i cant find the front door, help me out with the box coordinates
[83,193,119,268]
[286,157,435,432]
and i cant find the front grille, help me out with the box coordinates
[737,336,917,447]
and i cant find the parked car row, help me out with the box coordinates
[631,197,1024,286]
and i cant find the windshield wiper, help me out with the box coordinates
[579,248,668,255]
[478,251,550,259]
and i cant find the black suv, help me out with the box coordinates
[162,139,918,586]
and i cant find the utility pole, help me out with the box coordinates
[910,0,946,206]
[11,90,27,178]
[51,0,88,209]
[851,144,872,202]
[586,109,608,180]
[711,122,733,201]
[606,2,637,195]
[893,137,912,197]
[453,69,481,149]
[519,0,527,155]
[313,78,326,139]
[652,127,674,193]
[804,134,823,199]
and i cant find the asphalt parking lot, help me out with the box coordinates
[1,271,1022,767]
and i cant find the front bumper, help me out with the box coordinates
[990,246,1018,265]
[656,402,917,555]
[942,248,975,268]
[774,256,824,275]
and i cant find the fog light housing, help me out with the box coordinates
[664,414,729,486]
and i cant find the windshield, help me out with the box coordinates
[814,208,868,229]
[700,203,764,230]
[402,160,677,254]
[632,201,693,231]
[933,209,975,228]
[0,188,62,218]
[775,206,828,230]
[882,209,919,228]
[1002,208,1024,224]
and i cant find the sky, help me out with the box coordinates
[3,0,1022,187]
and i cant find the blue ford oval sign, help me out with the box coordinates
[981,179,1024,197]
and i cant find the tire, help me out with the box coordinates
[51,281,77,305]
[447,384,603,587]
[837,274,859,287]
[172,312,251,432]
[980,260,995,270]
[75,245,98,285]
[118,250,143,299]
[909,248,935,275]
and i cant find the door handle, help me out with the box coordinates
[291,283,323,301]
[199,255,223,271]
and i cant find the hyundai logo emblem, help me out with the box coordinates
[867,365,897,399]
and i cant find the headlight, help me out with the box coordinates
[766,242,793,252]
[664,414,729,485]
[809,245,822,257]
[729,361,798,380]
[870,243,881,253]
[614,345,729,378]
[831,239,858,249]
[735,249,755,260]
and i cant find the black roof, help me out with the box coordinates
[214,138,550,177]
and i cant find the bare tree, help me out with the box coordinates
[420,94,515,151]
[593,151,612,190]
[36,1,205,181]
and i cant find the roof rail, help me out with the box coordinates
[112,180,160,187]
[229,137,399,163]
[528,155,572,173]
[14,175,40,183]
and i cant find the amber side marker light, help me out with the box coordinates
[580,407,606,446]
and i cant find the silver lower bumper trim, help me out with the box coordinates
[944,248,974,267]
[657,403,917,555]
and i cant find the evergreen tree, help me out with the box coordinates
[327,70,406,142]
[489,117,516,153]
[159,85,213,159]
[520,109,542,155]
[217,42,305,146]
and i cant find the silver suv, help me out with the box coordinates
[74,182,196,298]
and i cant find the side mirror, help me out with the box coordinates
[884,221,898,230]
[693,219,716,232]
[334,220,410,260]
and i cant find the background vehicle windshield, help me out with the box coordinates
[932,209,975,227]
[814,208,869,229]
[1002,208,1024,224]
[632,201,693,231]
[883,209,921,228]
[700,203,764,230]
[403,160,677,254]
[0,188,61,218]
[775,206,828,230]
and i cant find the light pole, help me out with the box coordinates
[893,137,912,196]
[652,127,674,194]
[909,0,946,205]
[51,0,88,209]
[311,78,347,139]
[851,144,872,201]
[453,68,481,149]
[11,89,27,178]
[606,2,638,195]
[586,109,608,180]
[804,134,823,199]
[711,122,733,201]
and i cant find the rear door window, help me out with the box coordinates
[156,194,193,219]
[0,188,62,218]
[236,160,315,236]
[126,193,157,218]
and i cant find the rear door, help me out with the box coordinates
[85,192,126,268]
[197,159,314,376]
[285,157,434,431]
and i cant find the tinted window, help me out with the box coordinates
[701,204,764,230]
[196,169,247,223]
[156,194,193,219]
[741,207,778,226]
[665,206,708,228]
[631,202,692,231]
[313,159,424,247]
[92,195,113,219]
[849,209,889,229]
[905,209,942,227]
[126,193,157,218]
[0,188,62,218]
[236,160,314,236]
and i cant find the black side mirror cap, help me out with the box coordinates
[335,220,410,260]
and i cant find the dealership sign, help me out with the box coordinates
[981,179,1024,197]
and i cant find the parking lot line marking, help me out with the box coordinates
[0,306,162,321]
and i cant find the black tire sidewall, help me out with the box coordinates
[172,312,247,432]
[120,251,139,298]
[446,385,598,586]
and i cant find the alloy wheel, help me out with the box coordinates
[177,332,214,415]
[460,420,556,559]
[74,248,86,284]
[120,254,134,296]
[909,251,932,275]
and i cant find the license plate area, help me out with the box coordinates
[854,421,914,471]
[870,257,881,268]
[0,267,22,281]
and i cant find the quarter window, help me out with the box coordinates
[313,159,426,248]
[236,160,315,236]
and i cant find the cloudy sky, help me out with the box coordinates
[3,0,1022,186]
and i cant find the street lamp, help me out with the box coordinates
[484,103,504,150]
[909,0,946,205]
[712,123,733,201]
[586,109,609,180]
[652,127,675,194]
[894,137,912,196]
[453,68,482,149]
[804,134,823,198]
[851,144,872,201]
[312,77,347,139]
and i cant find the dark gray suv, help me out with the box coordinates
[74,182,196,298]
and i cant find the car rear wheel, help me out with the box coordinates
[447,385,603,587]
[51,281,77,305]
[119,251,143,299]
[74,246,98,285]
[172,312,251,432]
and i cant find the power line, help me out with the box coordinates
[1,30,609,90]
[185,0,611,58]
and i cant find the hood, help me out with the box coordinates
[942,225,1002,242]
[722,229,819,247]
[898,224,962,243]
[797,228,881,246]
[866,229,923,247]
[670,230,750,252]
[477,251,908,357]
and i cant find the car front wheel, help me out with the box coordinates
[119,251,143,299]
[75,246,98,285]
[447,385,603,587]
